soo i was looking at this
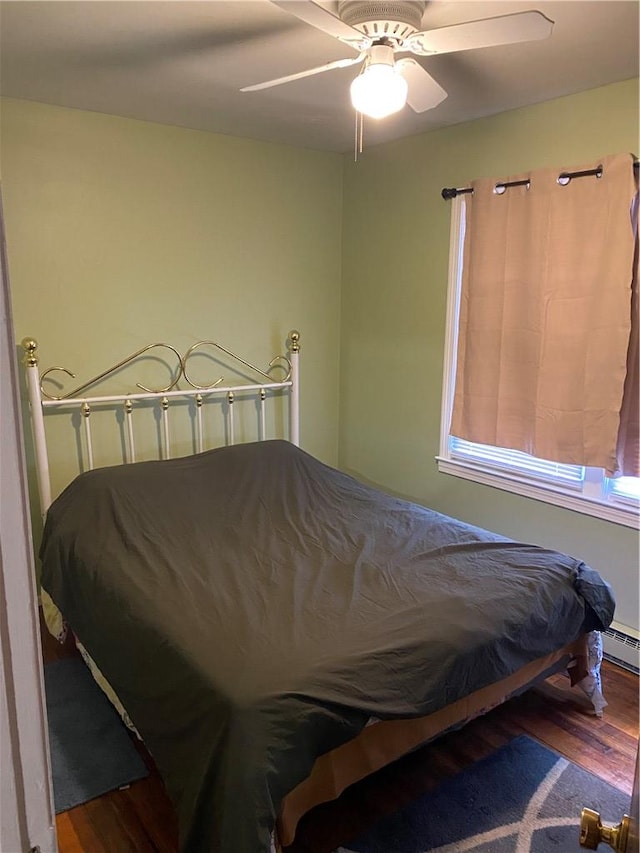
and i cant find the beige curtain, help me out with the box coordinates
[450,152,638,476]
[615,191,639,476]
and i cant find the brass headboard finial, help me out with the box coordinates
[21,337,39,366]
[288,330,301,353]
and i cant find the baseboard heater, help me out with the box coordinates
[602,623,640,674]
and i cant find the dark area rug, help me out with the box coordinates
[335,734,630,853]
[45,656,149,813]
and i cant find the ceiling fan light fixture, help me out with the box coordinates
[350,43,408,119]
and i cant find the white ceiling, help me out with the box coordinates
[1,1,638,153]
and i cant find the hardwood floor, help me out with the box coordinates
[42,622,638,852]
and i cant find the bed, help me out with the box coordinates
[22,331,615,853]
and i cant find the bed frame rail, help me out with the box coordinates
[22,331,300,515]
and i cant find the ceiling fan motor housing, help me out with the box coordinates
[338,1,426,41]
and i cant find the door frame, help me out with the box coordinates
[0,189,57,853]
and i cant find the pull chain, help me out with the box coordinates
[354,110,364,162]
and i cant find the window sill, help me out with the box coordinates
[436,456,640,530]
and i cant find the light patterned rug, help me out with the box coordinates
[335,735,630,853]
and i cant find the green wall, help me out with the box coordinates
[340,78,639,631]
[1,97,344,470]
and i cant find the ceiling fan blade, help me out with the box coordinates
[268,0,368,48]
[396,58,447,112]
[241,52,365,92]
[404,10,553,56]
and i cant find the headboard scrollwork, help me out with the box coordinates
[21,331,301,516]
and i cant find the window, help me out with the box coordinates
[438,195,640,529]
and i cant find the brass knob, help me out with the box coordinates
[580,807,631,852]
[21,336,39,366]
[288,329,301,353]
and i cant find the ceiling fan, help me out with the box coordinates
[241,1,553,119]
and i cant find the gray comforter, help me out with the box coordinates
[40,439,614,852]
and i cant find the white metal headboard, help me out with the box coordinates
[22,330,300,516]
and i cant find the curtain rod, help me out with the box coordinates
[441,160,640,200]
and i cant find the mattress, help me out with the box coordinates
[39,439,615,852]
